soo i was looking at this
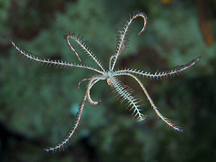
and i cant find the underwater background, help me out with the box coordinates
[0,0,216,161]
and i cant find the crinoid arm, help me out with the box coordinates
[64,32,105,72]
[86,76,106,106]
[114,72,183,132]
[44,95,87,152]
[116,56,201,80]
[78,78,90,90]
[108,76,147,122]
[9,39,104,74]
[109,12,147,71]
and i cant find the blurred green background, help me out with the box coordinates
[0,0,216,161]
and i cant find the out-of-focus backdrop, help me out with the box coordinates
[0,0,216,161]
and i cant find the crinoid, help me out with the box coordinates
[10,12,200,152]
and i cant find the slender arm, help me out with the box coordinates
[114,72,183,132]
[44,95,87,152]
[9,40,104,74]
[64,33,105,72]
[109,12,147,71]
[115,57,201,80]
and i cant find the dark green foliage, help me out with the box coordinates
[0,0,215,161]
